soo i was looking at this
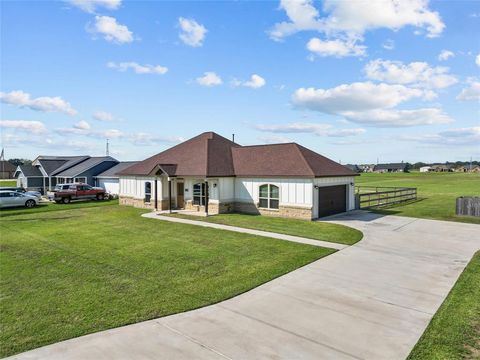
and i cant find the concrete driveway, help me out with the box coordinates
[9,212,480,360]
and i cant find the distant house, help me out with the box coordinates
[14,155,118,193]
[94,161,139,195]
[419,166,432,172]
[431,164,454,172]
[456,165,480,173]
[0,160,16,179]
[359,164,374,173]
[344,164,362,173]
[373,163,407,173]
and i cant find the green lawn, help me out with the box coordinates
[0,205,334,357]
[167,213,363,245]
[0,180,17,187]
[356,172,480,224]
[408,251,480,359]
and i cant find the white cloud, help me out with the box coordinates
[258,135,293,144]
[178,17,207,47]
[364,59,458,89]
[196,72,223,87]
[232,74,266,89]
[306,37,366,58]
[93,111,115,122]
[107,61,168,74]
[90,15,133,44]
[56,126,124,139]
[0,90,77,115]
[342,108,453,127]
[292,82,425,114]
[68,0,121,13]
[401,127,480,146]
[255,122,366,137]
[438,49,454,61]
[476,54,480,67]
[270,0,445,40]
[382,39,395,50]
[74,120,91,130]
[456,81,480,101]
[0,120,48,134]
[129,133,185,146]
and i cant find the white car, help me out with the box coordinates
[0,190,39,209]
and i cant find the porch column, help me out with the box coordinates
[205,181,209,216]
[154,178,158,211]
[168,178,172,213]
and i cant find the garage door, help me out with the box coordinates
[318,185,346,217]
[99,179,119,195]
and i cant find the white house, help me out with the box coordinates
[419,166,432,172]
[118,132,358,220]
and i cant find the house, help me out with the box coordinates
[14,155,118,193]
[419,166,432,172]
[456,165,480,173]
[118,132,358,220]
[359,164,374,173]
[344,164,362,173]
[94,161,139,195]
[0,160,16,179]
[431,164,454,172]
[373,163,407,173]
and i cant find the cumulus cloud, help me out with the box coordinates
[0,90,77,115]
[68,0,121,13]
[341,108,452,127]
[178,17,207,47]
[107,61,168,74]
[74,120,91,130]
[90,15,133,44]
[56,126,124,139]
[93,111,115,122]
[364,59,458,89]
[232,74,266,89]
[196,72,223,87]
[0,120,48,134]
[438,49,454,61]
[292,82,426,113]
[306,37,366,58]
[255,122,366,137]
[456,81,480,101]
[401,127,480,146]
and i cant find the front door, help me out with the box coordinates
[176,182,184,208]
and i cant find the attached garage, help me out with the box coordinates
[95,161,138,195]
[318,185,347,217]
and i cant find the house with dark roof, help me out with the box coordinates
[14,155,118,193]
[94,161,139,195]
[0,160,16,179]
[373,163,407,173]
[118,132,358,219]
[344,164,362,173]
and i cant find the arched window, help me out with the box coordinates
[259,184,279,209]
[193,183,206,205]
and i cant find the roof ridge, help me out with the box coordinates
[293,144,315,177]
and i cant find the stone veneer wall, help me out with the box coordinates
[119,196,169,210]
[234,201,312,220]
[184,200,234,215]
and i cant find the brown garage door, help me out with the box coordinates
[318,185,346,217]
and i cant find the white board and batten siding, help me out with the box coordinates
[119,176,160,199]
[234,178,313,208]
[98,178,120,195]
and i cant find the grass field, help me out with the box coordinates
[168,213,363,245]
[356,172,480,224]
[408,251,480,359]
[0,180,17,187]
[0,204,334,357]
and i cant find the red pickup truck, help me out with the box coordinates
[49,183,106,204]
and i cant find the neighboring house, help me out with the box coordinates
[94,161,139,195]
[456,165,480,173]
[344,164,362,173]
[0,160,16,179]
[118,132,358,220]
[373,163,407,173]
[14,155,118,193]
[54,157,118,185]
[359,164,374,173]
[431,164,454,172]
[419,166,432,172]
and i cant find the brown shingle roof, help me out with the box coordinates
[119,132,357,178]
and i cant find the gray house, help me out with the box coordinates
[55,157,119,186]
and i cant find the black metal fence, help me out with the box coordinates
[355,186,417,209]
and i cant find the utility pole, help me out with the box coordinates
[106,139,110,156]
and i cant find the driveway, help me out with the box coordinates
[10,212,480,360]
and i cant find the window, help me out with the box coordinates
[74,177,86,183]
[144,182,151,203]
[193,183,206,206]
[258,184,279,209]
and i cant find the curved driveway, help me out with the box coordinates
[9,211,480,360]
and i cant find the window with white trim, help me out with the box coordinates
[258,184,279,209]
[193,183,206,205]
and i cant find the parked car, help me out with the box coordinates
[0,187,42,199]
[48,183,106,204]
[0,190,38,208]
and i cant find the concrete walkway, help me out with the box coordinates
[9,212,480,360]
[141,212,348,250]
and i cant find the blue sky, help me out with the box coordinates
[1,0,479,164]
